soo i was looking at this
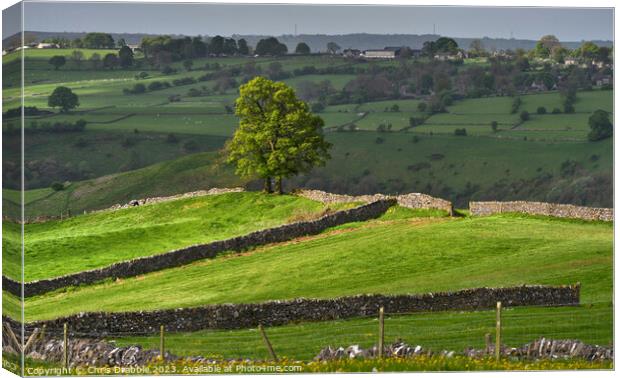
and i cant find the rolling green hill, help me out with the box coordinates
[8,207,611,322]
[4,191,338,281]
[6,129,612,220]
[4,47,613,213]
[3,151,246,219]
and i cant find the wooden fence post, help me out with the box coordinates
[3,323,21,353]
[495,302,502,362]
[378,306,385,359]
[258,324,278,361]
[63,323,68,369]
[160,325,165,358]
[484,333,491,355]
[23,328,40,354]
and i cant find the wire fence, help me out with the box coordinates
[6,301,612,364]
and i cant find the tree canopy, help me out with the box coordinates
[103,53,119,70]
[48,55,66,70]
[295,42,311,55]
[227,77,331,193]
[82,32,115,49]
[118,46,134,68]
[588,110,613,141]
[326,42,341,54]
[255,37,288,56]
[48,86,79,112]
[533,35,561,58]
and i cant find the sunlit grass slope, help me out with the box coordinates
[4,192,331,281]
[12,211,611,321]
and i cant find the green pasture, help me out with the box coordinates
[412,124,497,136]
[284,74,356,91]
[445,96,513,114]
[319,112,363,128]
[17,131,227,181]
[11,210,612,321]
[354,112,417,130]
[3,192,330,281]
[87,114,238,136]
[520,90,613,114]
[112,303,612,361]
[324,103,360,113]
[9,130,613,218]
[358,99,424,113]
[303,132,612,194]
[424,112,519,125]
[7,151,245,220]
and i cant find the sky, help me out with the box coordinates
[3,2,614,42]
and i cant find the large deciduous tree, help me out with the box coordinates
[326,42,340,54]
[255,37,288,56]
[227,77,331,194]
[48,55,66,70]
[48,86,79,112]
[534,35,561,58]
[295,42,311,55]
[237,39,250,55]
[118,46,134,68]
[82,32,115,49]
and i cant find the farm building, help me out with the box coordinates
[434,50,467,61]
[343,48,362,58]
[36,42,59,49]
[362,47,400,59]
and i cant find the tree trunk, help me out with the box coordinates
[264,177,273,193]
[275,177,283,194]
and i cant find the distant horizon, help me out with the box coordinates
[7,30,614,45]
[3,3,614,42]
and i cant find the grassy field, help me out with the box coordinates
[3,151,246,219]
[294,132,612,201]
[9,209,611,321]
[6,131,612,218]
[110,303,612,361]
[3,192,335,281]
[4,49,612,214]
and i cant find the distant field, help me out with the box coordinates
[355,112,417,130]
[88,114,238,136]
[3,192,330,281]
[358,99,424,112]
[520,90,613,114]
[10,211,611,321]
[296,132,612,198]
[5,151,245,219]
[284,74,356,91]
[2,48,121,65]
[8,130,612,218]
[445,96,514,114]
[3,51,613,212]
[2,131,229,190]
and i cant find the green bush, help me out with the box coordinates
[454,128,467,136]
[520,110,530,121]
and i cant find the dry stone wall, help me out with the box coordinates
[315,338,612,361]
[4,285,579,336]
[91,187,245,214]
[470,201,613,222]
[296,190,453,215]
[4,199,395,297]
